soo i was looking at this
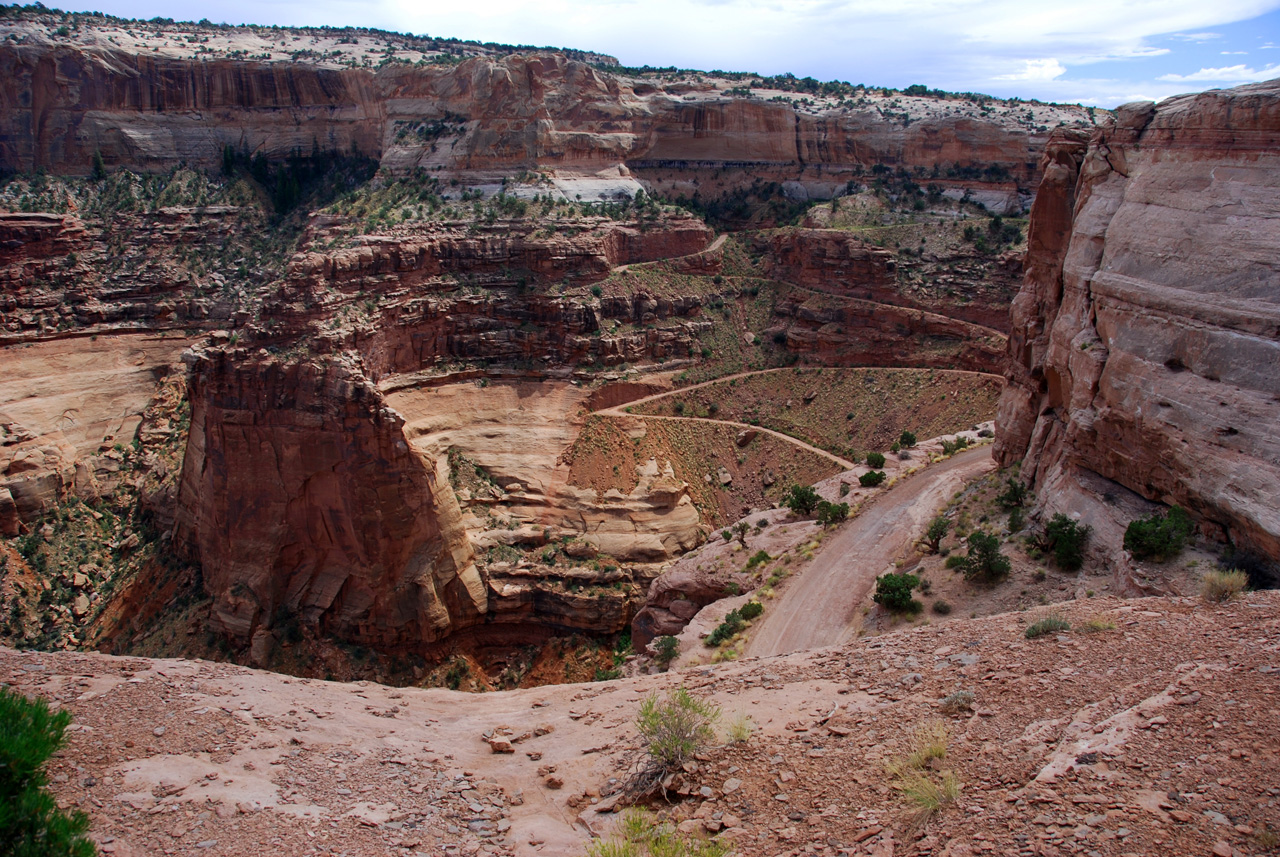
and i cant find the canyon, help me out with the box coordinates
[0,6,1278,857]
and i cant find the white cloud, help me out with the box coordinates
[1169,31,1223,39]
[1158,63,1280,81]
[996,59,1067,80]
[1222,50,1249,54]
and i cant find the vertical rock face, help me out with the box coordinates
[996,82,1280,560]
[1,41,1086,197]
[0,45,382,172]
[174,349,486,647]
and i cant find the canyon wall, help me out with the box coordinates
[996,82,1280,561]
[1,40,1081,203]
[172,348,488,649]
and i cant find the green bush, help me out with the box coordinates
[899,430,917,447]
[1025,614,1070,639]
[931,599,953,615]
[816,500,850,527]
[1124,506,1194,561]
[1043,513,1090,571]
[944,554,966,569]
[996,477,1028,509]
[653,635,680,669]
[745,549,771,569]
[873,572,921,613]
[1008,507,1025,532]
[0,686,97,857]
[924,516,950,553]
[705,609,745,646]
[940,436,970,455]
[782,484,821,516]
[866,451,887,469]
[960,532,1011,583]
[635,688,720,775]
[706,600,763,646]
[859,470,886,488]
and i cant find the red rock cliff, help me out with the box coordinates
[1,43,1084,201]
[996,81,1280,561]
[173,348,487,648]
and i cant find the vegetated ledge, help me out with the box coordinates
[3,589,1277,856]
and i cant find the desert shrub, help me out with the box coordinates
[940,436,969,455]
[444,656,469,690]
[996,477,1028,509]
[782,484,820,516]
[745,549,771,569]
[886,720,959,830]
[815,500,849,527]
[1025,614,1070,638]
[1008,507,1025,532]
[866,451,886,468]
[873,572,921,613]
[931,599,952,615]
[0,686,97,857]
[937,689,974,714]
[924,516,950,553]
[1201,569,1247,604]
[944,554,966,570]
[960,532,1011,583]
[706,601,763,646]
[705,610,744,646]
[725,713,755,743]
[653,635,680,668]
[1043,513,1090,571]
[628,688,720,796]
[859,470,886,488]
[899,430,917,447]
[588,807,731,857]
[1078,615,1115,633]
[1124,506,1194,561]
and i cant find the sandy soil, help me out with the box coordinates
[5,589,1277,857]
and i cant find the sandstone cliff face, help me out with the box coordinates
[1,42,1083,203]
[173,348,488,648]
[760,229,1008,373]
[0,205,260,344]
[996,82,1280,562]
[0,44,382,173]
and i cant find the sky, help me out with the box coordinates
[71,0,1280,106]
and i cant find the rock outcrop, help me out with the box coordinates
[996,81,1280,561]
[0,35,1091,204]
[173,348,487,648]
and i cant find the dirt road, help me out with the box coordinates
[746,445,995,657]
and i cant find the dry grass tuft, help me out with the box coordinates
[1201,569,1247,604]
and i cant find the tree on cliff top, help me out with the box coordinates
[1,686,98,857]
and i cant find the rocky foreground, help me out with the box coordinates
[4,591,1277,857]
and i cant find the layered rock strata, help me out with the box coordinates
[996,82,1280,562]
[173,349,487,647]
[1,40,1088,206]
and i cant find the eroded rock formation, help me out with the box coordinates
[173,349,487,648]
[1,37,1089,207]
[996,82,1280,562]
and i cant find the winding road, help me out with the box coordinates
[746,444,995,657]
